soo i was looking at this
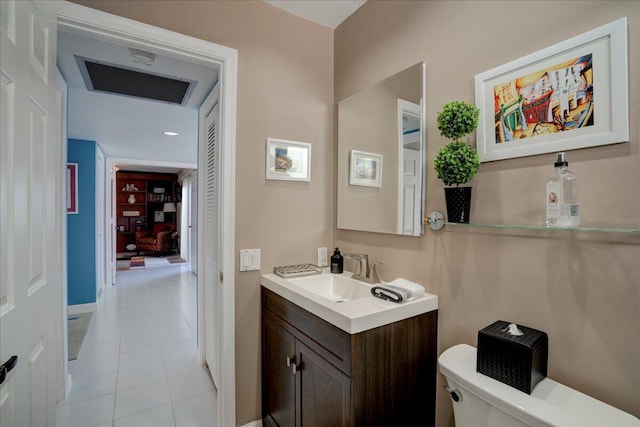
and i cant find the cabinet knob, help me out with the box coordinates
[286,356,295,367]
[292,362,299,375]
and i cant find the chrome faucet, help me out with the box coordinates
[344,253,382,283]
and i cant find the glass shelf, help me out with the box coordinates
[425,211,639,234]
[444,222,639,234]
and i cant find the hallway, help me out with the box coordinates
[57,262,216,426]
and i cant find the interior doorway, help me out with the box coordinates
[112,165,193,276]
[57,3,238,425]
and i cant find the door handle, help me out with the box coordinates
[286,356,295,367]
[286,356,300,374]
[0,355,18,386]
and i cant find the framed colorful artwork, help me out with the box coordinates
[474,18,628,162]
[265,138,311,181]
[67,163,78,214]
[349,150,383,187]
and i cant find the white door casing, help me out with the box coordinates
[109,163,116,285]
[56,66,71,396]
[189,170,198,275]
[55,3,238,425]
[0,1,63,425]
[96,147,106,294]
[200,84,221,387]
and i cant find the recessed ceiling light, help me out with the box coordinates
[163,131,179,136]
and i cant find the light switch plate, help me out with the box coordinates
[240,249,261,271]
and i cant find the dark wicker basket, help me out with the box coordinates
[477,320,548,394]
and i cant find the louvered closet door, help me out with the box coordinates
[202,92,221,387]
[0,1,63,425]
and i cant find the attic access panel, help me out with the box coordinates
[77,56,195,105]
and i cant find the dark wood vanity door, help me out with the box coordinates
[263,317,296,427]
[297,341,351,427]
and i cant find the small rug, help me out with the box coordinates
[116,259,130,271]
[130,256,146,269]
[116,251,136,260]
[167,256,186,264]
[68,312,93,361]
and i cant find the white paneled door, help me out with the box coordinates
[402,147,422,235]
[0,1,63,426]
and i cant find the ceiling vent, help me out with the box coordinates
[76,56,195,105]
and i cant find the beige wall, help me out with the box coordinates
[335,1,639,426]
[72,1,639,425]
[71,1,334,424]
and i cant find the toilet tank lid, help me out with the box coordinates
[438,344,639,427]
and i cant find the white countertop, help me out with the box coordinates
[260,272,438,334]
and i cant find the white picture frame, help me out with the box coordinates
[154,211,164,222]
[265,138,311,181]
[349,150,383,187]
[474,18,628,162]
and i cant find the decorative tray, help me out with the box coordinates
[273,263,322,278]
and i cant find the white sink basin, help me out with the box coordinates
[287,274,372,302]
[261,272,438,334]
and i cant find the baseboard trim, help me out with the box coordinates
[67,303,97,315]
[240,420,262,427]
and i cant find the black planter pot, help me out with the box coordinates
[444,187,472,223]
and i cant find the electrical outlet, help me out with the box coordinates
[317,247,328,267]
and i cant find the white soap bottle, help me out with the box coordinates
[546,152,579,227]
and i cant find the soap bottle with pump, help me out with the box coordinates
[546,152,579,227]
[330,248,343,274]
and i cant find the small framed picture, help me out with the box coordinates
[349,150,383,187]
[154,211,164,222]
[67,163,78,214]
[266,138,311,181]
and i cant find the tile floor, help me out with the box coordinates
[57,259,217,427]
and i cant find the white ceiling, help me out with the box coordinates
[57,1,364,173]
[57,30,218,171]
[265,0,366,29]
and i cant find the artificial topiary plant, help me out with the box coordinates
[434,100,481,187]
[434,141,480,186]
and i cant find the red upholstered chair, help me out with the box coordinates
[135,223,176,255]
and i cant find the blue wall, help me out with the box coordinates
[67,139,96,306]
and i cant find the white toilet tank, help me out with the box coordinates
[438,344,639,427]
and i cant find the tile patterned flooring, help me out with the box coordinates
[57,260,217,427]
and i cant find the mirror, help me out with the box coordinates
[337,62,425,236]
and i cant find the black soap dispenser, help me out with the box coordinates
[330,248,343,274]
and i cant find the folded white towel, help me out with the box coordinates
[386,278,424,301]
[371,278,424,303]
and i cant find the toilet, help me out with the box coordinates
[438,344,639,427]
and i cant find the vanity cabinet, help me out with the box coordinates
[261,287,438,427]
